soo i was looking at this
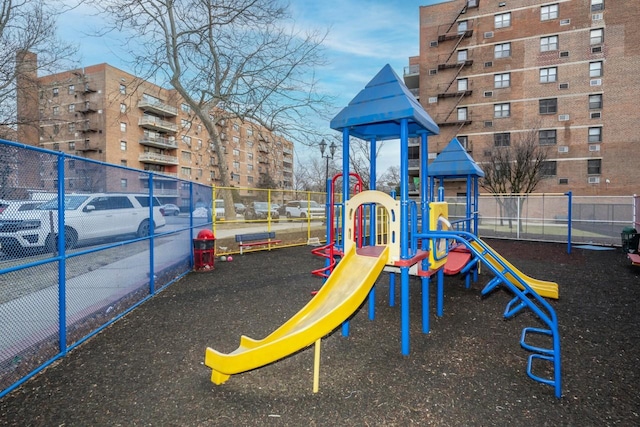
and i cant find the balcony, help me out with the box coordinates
[438,58,473,70]
[436,116,473,127]
[75,140,100,151]
[437,84,473,98]
[438,29,473,43]
[257,143,269,153]
[78,101,98,113]
[139,172,178,180]
[138,152,179,165]
[139,135,178,150]
[79,119,100,133]
[138,116,177,133]
[137,99,178,117]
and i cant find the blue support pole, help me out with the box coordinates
[399,119,410,355]
[368,137,377,320]
[420,132,431,333]
[389,272,396,306]
[341,128,351,338]
[436,268,445,317]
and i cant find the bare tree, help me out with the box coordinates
[480,127,550,230]
[378,165,400,194]
[91,0,330,218]
[1,0,78,137]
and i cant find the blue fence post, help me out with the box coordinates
[565,191,572,254]
[57,155,68,355]
[149,173,156,294]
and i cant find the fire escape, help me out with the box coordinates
[435,0,477,128]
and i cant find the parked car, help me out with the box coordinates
[0,199,48,216]
[0,193,166,256]
[160,203,181,216]
[283,200,325,220]
[244,201,279,221]
[234,203,246,215]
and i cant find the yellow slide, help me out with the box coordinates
[205,245,389,385]
[470,239,559,299]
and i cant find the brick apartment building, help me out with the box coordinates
[15,53,294,204]
[405,0,639,196]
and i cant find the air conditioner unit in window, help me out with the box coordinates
[484,121,493,128]
[558,178,569,185]
[590,112,602,119]
[559,51,569,58]
[559,83,569,89]
[590,79,602,86]
[591,46,602,53]
[558,114,570,121]
[484,61,493,67]
[558,146,569,153]
[428,97,438,104]
[430,41,438,47]
[592,13,603,21]
[588,176,600,184]
[429,69,437,75]
[560,19,571,25]
[484,32,494,39]
[483,91,493,97]
[589,144,601,152]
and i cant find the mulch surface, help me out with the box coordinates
[1,239,639,426]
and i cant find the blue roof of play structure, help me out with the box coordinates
[330,64,439,140]
[428,137,485,178]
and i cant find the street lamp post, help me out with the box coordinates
[319,139,337,187]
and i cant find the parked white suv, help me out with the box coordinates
[283,200,325,220]
[0,193,166,256]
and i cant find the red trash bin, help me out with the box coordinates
[193,229,215,271]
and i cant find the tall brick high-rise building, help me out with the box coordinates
[405,0,638,196]
[16,60,293,203]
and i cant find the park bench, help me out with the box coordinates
[235,231,282,254]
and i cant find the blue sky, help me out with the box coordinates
[58,0,446,174]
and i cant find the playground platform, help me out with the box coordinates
[0,239,638,426]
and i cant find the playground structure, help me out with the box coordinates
[205,65,562,398]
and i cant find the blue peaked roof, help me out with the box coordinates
[428,137,485,178]
[330,64,439,140]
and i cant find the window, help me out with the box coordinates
[457,78,468,91]
[458,136,470,150]
[53,124,59,135]
[120,122,127,132]
[457,50,468,62]
[233,148,240,156]
[247,128,253,136]
[233,123,240,132]
[121,160,127,167]
[120,179,128,189]
[494,103,510,118]
[589,94,603,109]
[182,135,191,145]
[53,142,59,150]
[120,141,127,151]
[457,107,468,121]
[539,98,558,114]
[494,73,510,88]
[457,20,468,35]
[540,161,557,176]
[589,61,603,78]
[120,103,127,113]
[52,106,59,116]
[69,142,75,151]
[541,35,559,52]
[68,104,75,113]
[68,85,75,95]
[181,103,190,113]
[247,164,253,172]
[494,43,511,58]
[248,153,253,161]
[181,151,191,162]
[233,161,240,171]
[52,87,59,97]
[181,119,191,129]
[587,159,601,174]
[181,167,191,176]
[540,67,557,83]
[495,12,511,28]
[68,123,75,132]
[590,28,604,45]
[539,129,557,145]
[233,136,240,144]
[541,4,559,20]
[247,176,254,184]
[197,139,202,149]
[119,84,126,95]
[494,133,511,147]
[588,127,602,143]
[591,0,604,11]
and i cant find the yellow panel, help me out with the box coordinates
[428,202,449,270]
